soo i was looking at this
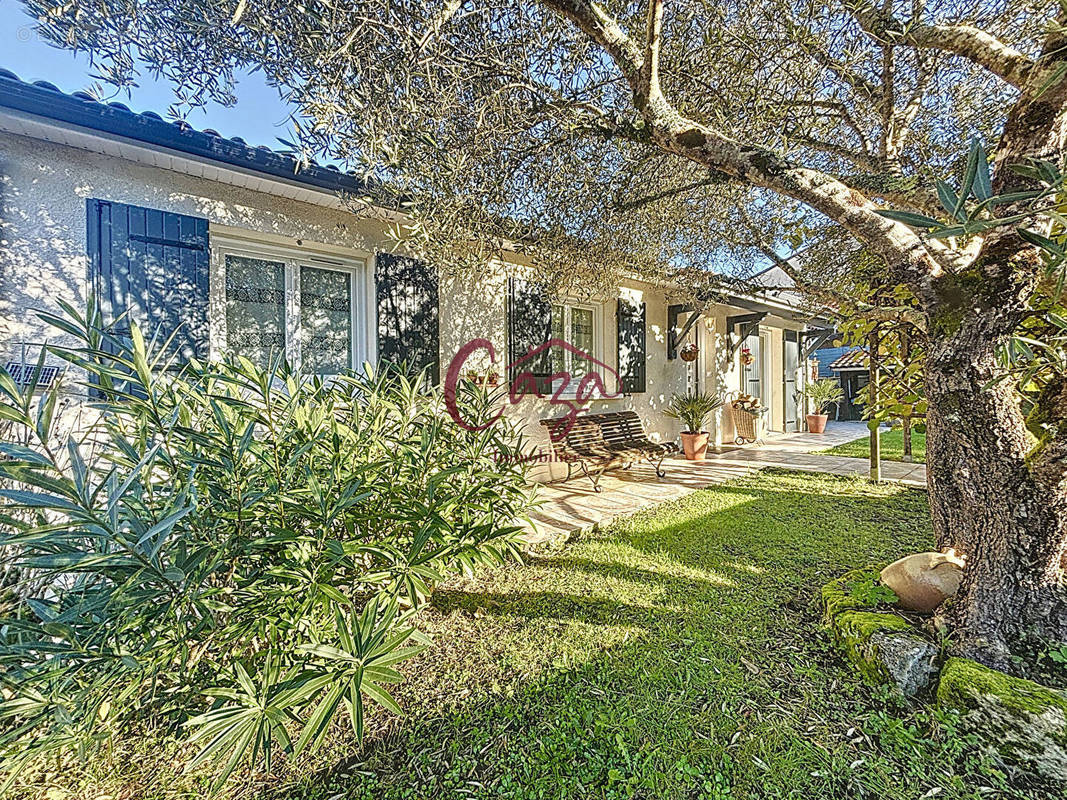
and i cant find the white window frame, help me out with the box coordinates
[209,234,373,374]
[549,299,611,396]
[297,262,363,376]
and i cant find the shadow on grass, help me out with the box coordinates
[430,587,687,629]
[260,471,1026,800]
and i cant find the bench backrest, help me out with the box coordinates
[539,410,649,451]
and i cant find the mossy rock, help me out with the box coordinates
[820,568,938,697]
[819,565,896,620]
[938,657,1067,784]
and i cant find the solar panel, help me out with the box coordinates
[5,362,60,389]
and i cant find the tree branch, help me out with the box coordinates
[803,42,884,103]
[781,98,872,153]
[639,0,665,103]
[416,0,466,52]
[539,0,644,82]
[538,0,950,305]
[611,174,726,211]
[886,51,934,168]
[785,130,881,171]
[851,1,1035,89]
[836,172,942,217]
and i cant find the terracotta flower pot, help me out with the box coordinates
[680,431,709,461]
[806,414,828,434]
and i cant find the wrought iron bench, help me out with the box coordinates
[539,410,677,492]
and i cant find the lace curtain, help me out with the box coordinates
[225,255,286,369]
[300,266,352,375]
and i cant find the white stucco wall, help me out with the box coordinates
[436,261,696,480]
[0,127,805,480]
[0,131,392,362]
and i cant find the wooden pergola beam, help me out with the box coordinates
[800,327,836,359]
[726,312,768,354]
[667,303,700,360]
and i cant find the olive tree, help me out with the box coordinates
[18,0,1067,668]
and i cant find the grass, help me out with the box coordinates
[817,428,927,464]
[28,470,1034,799]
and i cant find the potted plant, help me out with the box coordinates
[463,369,501,387]
[801,378,845,434]
[680,341,700,362]
[665,391,724,460]
[740,347,754,366]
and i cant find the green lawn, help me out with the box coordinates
[818,428,927,464]
[46,470,1029,799]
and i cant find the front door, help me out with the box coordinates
[784,330,799,431]
[743,331,761,400]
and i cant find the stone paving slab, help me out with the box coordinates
[520,422,927,544]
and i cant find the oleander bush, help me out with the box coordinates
[0,302,530,789]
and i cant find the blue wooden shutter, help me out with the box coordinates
[617,297,646,394]
[87,199,210,362]
[507,278,553,394]
[375,252,440,382]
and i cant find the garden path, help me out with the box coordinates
[522,422,926,544]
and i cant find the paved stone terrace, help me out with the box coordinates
[521,422,927,544]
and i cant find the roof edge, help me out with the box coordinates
[0,69,370,198]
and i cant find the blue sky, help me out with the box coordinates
[2,8,296,149]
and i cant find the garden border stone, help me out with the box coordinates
[937,656,1067,784]
[820,567,940,697]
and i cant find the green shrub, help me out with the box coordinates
[0,301,531,789]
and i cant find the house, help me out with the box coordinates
[0,69,829,479]
[813,346,868,421]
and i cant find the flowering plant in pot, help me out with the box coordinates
[801,379,845,434]
[463,369,501,386]
[740,347,754,366]
[665,391,724,460]
[679,341,699,362]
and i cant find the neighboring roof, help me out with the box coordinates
[813,346,848,378]
[748,263,805,307]
[827,348,868,372]
[0,68,369,198]
[750,264,794,289]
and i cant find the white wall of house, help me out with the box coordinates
[438,269,693,481]
[0,131,391,362]
[0,127,806,483]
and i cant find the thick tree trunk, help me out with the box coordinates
[921,13,1067,670]
[550,0,1067,669]
[925,310,1067,668]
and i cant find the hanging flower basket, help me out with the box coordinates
[680,342,699,362]
[740,347,754,366]
[463,369,501,387]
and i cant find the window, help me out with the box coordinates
[216,240,368,375]
[300,265,353,375]
[226,254,287,369]
[549,303,600,392]
[551,304,596,372]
